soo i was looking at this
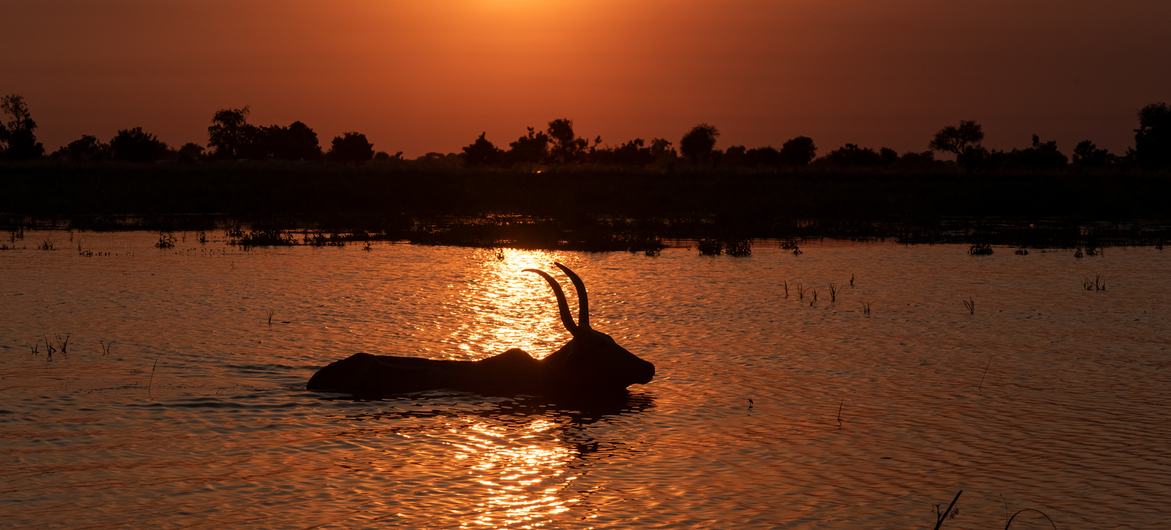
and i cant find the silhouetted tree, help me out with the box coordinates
[649,138,676,162]
[177,142,205,163]
[929,120,984,160]
[462,132,503,165]
[879,147,899,165]
[820,144,883,166]
[680,124,719,163]
[507,127,550,165]
[778,136,816,166]
[1134,102,1171,169]
[999,135,1068,170]
[328,132,374,163]
[1072,140,1115,168]
[547,118,588,163]
[898,151,936,167]
[53,135,108,162]
[745,146,780,166]
[722,145,747,166]
[109,127,169,162]
[208,107,259,159]
[262,121,321,160]
[0,94,45,160]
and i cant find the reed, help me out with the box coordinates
[797,283,807,301]
[849,273,855,287]
[1082,275,1106,291]
[977,355,992,391]
[809,289,819,307]
[862,301,872,316]
[37,239,54,251]
[56,333,71,355]
[962,298,975,315]
[99,340,113,356]
[266,309,275,326]
[782,280,790,299]
[147,358,158,397]
[828,282,839,303]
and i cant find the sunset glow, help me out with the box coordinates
[5,0,1169,155]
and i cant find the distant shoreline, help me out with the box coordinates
[2,162,1169,249]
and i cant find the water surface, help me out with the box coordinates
[2,231,1169,528]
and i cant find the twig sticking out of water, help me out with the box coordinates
[147,358,158,397]
[933,490,963,530]
[266,309,275,326]
[963,298,975,315]
[978,355,993,391]
[828,282,839,303]
[809,289,818,307]
[862,301,873,316]
[99,340,113,356]
[783,280,789,299]
[1004,508,1058,529]
[29,343,39,355]
[797,283,807,301]
[836,400,843,426]
[849,273,855,288]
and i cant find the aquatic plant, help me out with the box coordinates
[969,243,993,256]
[233,228,296,248]
[828,282,839,303]
[849,273,855,287]
[861,301,873,316]
[697,239,722,256]
[37,239,54,251]
[962,298,975,315]
[724,239,752,257]
[155,232,176,249]
[99,340,113,356]
[782,280,789,299]
[1083,275,1106,291]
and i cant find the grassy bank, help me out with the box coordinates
[2,161,1169,248]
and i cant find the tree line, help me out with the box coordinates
[2,94,1170,171]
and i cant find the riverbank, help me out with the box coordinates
[3,162,1169,249]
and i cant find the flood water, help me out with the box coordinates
[2,231,1170,528]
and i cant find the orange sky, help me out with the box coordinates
[4,0,1169,156]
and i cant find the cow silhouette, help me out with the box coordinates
[307,263,655,398]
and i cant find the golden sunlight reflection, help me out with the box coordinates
[450,418,577,528]
[447,249,579,360]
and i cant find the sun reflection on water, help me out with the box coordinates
[448,248,580,360]
[450,417,578,528]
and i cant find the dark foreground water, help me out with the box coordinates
[1,231,1169,528]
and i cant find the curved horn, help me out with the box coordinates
[525,269,578,335]
[554,262,589,329]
